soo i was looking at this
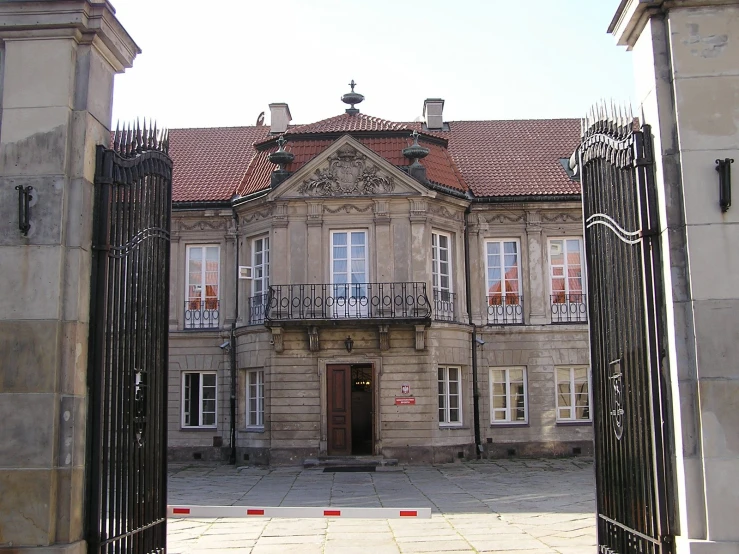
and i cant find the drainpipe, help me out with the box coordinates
[464,205,482,458]
[229,214,239,465]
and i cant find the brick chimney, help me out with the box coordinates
[423,98,445,130]
[269,103,291,134]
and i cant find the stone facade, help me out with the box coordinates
[167,138,593,464]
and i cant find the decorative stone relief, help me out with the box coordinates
[323,204,373,214]
[297,144,395,196]
[541,213,582,223]
[428,204,462,220]
[378,325,390,351]
[415,325,426,351]
[374,199,390,223]
[308,327,320,352]
[271,327,284,353]
[409,199,427,219]
[526,210,542,230]
[273,203,289,227]
[180,220,228,231]
[484,213,525,224]
[242,207,274,223]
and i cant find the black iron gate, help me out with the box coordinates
[86,124,172,553]
[579,114,674,553]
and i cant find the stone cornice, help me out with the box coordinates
[0,0,140,71]
[609,0,738,49]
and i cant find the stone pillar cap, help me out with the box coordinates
[610,0,738,48]
[0,0,140,71]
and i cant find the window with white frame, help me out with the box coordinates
[556,366,591,421]
[252,236,270,296]
[490,367,527,424]
[331,230,368,317]
[548,238,586,322]
[438,366,462,426]
[185,245,220,329]
[249,236,270,325]
[246,370,265,428]
[432,231,454,321]
[485,239,523,324]
[182,372,217,427]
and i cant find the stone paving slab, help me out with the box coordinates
[167,458,596,553]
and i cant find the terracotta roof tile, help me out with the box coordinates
[169,126,269,202]
[169,116,581,203]
[445,119,580,197]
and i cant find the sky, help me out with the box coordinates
[110,0,633,129]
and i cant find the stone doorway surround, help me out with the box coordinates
[319,356,382,456]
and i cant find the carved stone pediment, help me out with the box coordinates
[297,144,395,197]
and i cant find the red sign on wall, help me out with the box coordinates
[395,397,416,405]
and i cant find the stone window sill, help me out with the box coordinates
[556,420,592,427]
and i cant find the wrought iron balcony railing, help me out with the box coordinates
[550,293,588,323]
[487,295,524,325]
[184,300,220,329]
[433,289,457,322]
[248,294,269,325]
[266,282,431,322]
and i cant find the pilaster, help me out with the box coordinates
[0,1,139,550]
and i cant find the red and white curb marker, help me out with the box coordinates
[168,505,431,519]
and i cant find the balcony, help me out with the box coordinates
[487,295,524,325]
[433,289,457,322]
[550,293,587,323]
[184,300,220,330]
[248,294,269,325]
[265,282,431,324]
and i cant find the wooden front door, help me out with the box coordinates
[327,365,351,455]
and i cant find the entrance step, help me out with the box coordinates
[303,456,399,469]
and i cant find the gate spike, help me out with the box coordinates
[153,121,158,150]
[113,123,120,152]
[136,118,142,154]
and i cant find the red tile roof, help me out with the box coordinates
[169,126,269,202]
[168,114,581,203]
[239,135,467,197]
[446,119,581,197]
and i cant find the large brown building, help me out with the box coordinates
[167,88,592,465]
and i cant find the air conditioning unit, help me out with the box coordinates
[238,266,253,280]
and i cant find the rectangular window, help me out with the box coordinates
[182,372,217,427]
[185,245,220,329]
[249,236,270,325]
[490,367,527,424]
[549,238,586,323]
[432,231,454,321]
[485,239,523,324]
[438,366,462,426]
[331,230,368,317]
[247,370,265,428]
[556,366,591,422]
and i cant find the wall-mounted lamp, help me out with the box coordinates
[15,185,33,236]
[716,158,734,213]
[344,335,354,353]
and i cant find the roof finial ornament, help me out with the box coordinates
[341,79,365,116]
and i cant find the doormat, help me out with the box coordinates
[323,466,376,473]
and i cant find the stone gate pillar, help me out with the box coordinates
[0,2,138,552]
[610,2,739,552]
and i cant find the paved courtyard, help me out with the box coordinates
[168,459,596,554]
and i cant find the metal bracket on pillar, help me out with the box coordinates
[716,158,734,213]
[15,185,33,236]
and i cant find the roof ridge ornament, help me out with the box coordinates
[341,79,365,115]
